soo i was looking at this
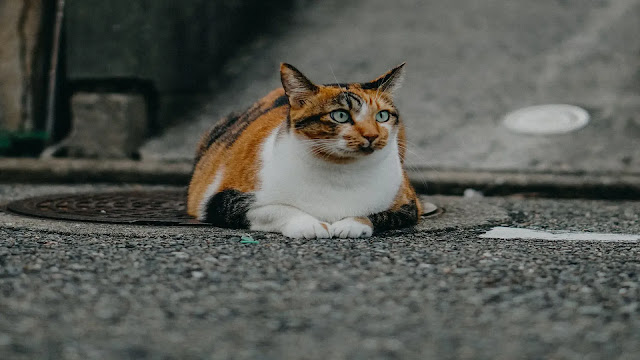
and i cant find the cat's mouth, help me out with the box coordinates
[311,144,379,161]
[358,146,375,154]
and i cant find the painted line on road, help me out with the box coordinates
[480,227,640,242]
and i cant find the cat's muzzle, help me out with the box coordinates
[358,145,375,154]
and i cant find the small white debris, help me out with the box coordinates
[463,188,484,198]
[503,104,589,135]
[480,227,640,242]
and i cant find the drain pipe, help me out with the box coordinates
[44,0,65,145]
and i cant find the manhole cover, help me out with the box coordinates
[6,190,202,225]
[421,202,441,217]
[6,190,441,226]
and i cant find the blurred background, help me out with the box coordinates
[1,0,639,175]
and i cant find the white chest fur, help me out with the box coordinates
[254,128,403,223]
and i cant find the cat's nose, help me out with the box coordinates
[363,134,378,146]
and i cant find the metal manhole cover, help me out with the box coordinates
[6,190,203,225]
[6,190,441,226]
[421,202,441,217]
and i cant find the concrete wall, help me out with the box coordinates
[0,0,45,133]
[64,0,293,129]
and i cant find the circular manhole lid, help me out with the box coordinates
[6,189,202,225]
[6,190,441,226]
[503,104,589,135]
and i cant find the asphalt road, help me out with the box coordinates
[1,185,639,359]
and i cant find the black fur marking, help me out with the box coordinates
[368,200,419,233]
[386,111,400,125]
[205,113,242,148]
[217,103,267,147]
[270,94,289,109]
[218,96,293,148]
[202,190,255,228]
[332,92,363,111]
[194,112,242,164]
[294,114,329,130]
[195,95,293,165]
[345,92,363,109]
[360,80,381,90]
[360,70,397,91]
[324,83,351,89]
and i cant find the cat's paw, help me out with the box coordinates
[330,217,373,238]
[282,216,332,239]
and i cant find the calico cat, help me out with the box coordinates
[187,63,422,238]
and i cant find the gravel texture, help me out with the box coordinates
[1,185,639,359]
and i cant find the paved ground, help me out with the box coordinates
[3,2,640,358]
[1,184,639,359]
[141,0,640,174]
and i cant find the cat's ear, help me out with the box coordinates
[280,63,318,106]
[362,63,406,95]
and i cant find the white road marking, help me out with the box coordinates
[480,227,640,242]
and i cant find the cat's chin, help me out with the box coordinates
[310,149,361,164]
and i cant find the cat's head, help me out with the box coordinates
[280,63,405,163]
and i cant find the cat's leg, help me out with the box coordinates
[330,217,374,238]
[330,199,421,238]
[366,176,422,235]
[367,198,420,234]
[247,204,332,239]
[200,189,255,228]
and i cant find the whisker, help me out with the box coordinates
[329,64,346,96]
[375,74,394,102]
[398,139,443,190]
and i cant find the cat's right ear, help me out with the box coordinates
[280,63,318,107]
[361,63,406,95]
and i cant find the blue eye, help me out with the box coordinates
[330,110,351,123]
[376,111,390,123]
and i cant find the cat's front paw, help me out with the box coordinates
[282,216,332,239]
[330,217,373,238]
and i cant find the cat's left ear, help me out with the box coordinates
[280,63,318,107]
[362,62,406,95]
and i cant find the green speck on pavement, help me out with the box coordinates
[240,235,259,244]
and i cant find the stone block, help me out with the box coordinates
[60,0,294,150]
[43,93,147,159]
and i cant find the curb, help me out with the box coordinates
[1,158,639,199]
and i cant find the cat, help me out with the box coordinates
[187,63,422,238]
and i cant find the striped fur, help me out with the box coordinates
[188,63,422,238]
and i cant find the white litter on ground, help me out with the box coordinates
[480,227,640,242]
[503,104,589,135]
[463,188,484,198]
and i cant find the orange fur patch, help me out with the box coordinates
[354,217,373,227]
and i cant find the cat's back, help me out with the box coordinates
[188,88,288,216]
[194,88,288,163]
